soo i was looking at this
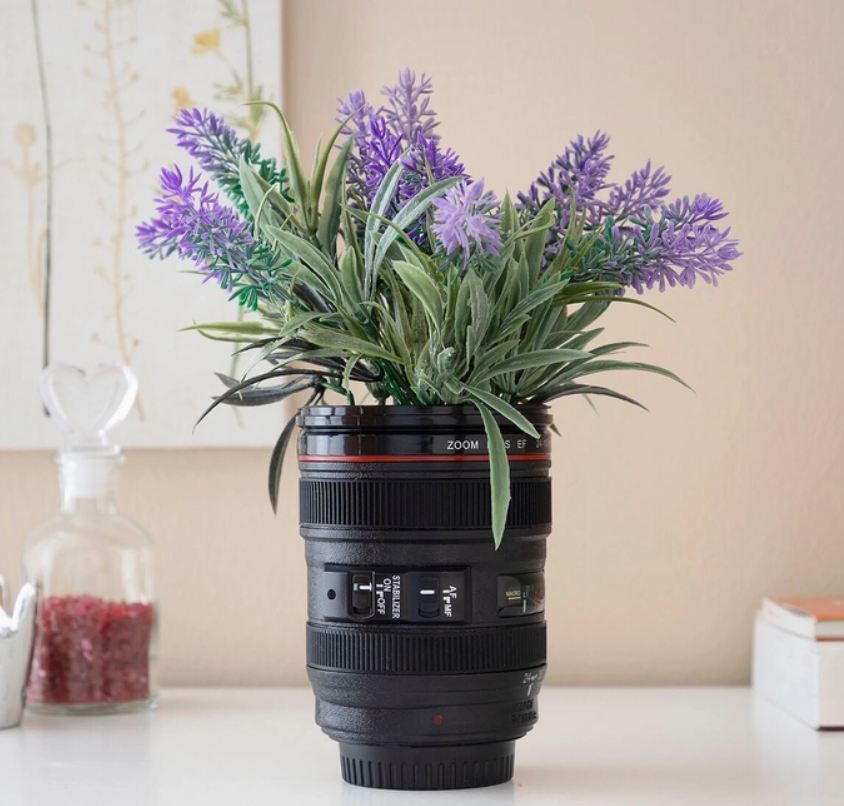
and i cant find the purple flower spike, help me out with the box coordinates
[137,165,272,293]
[167,108,285,217]
[432,179,502,263]
[338,69,454,239]
[168,108,245,175]
[381,68,439,144]
[400,134,465,201]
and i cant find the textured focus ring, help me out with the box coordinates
[300,478,551,530]
[307,622,546,675]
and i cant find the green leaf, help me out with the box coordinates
[368,302,413,367]
[564,299,611,333]
[342,354,359,391]
[267,228,344,305]
[305,329,403,363]
[268,414,299,513]
[500,191,518,235]
[264,103,309,222]
[461,385,539,439]
[474,348,593,383]
[181,320,278,337]
[502,279,569,329]
[212,374,312,406]
[364,158,404,296]
[194,368,308,428]
[474,402,510,549]
[311,113,356,217]
[557,327,605,352]
[371,176,461,279]
[316,137,353,260]
[554,359,692,389]
[524,200,556,281]
[467,270,491,346]
[533,382,647,409]
[339,247,363,308]
[393,260,443,329]
[237,155,297,233]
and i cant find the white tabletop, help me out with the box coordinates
[0,687,842,805]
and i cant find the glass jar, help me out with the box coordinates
[22,447,157,714]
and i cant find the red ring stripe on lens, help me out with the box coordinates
[299,453,551,463]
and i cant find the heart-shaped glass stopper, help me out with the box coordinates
[40,362,138,446]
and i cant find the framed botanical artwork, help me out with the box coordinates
[0,0,284,448]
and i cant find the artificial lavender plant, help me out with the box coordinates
[137,69,740,546]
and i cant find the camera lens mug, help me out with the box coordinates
[298,405,551,791]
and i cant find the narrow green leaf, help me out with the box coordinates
[554,359,692,389]
[364,158,404,296]
[467,270,491,346]
[237,155,298,232]
[316,137,353,260]
[462,385,539,439]
[557,328,605,352]
[339,246,363,308]
[367,301,413,367]
[306,330,403,363]
[524,200,556,281]
[181,320,278,337]
[269,414,299,513]
[311,112,357,215]
[265,102,310,227]
[564,299,611,333]
[194,367,305,429]
[502,279,568,328]
[500,191,517,236]
[371,176,461,277]
[342,354,359,391]
[393,260,443,329]
[533,382,647,409]
[267,228,345,305]
[475,402,510,549]
[474,348,592,383]
[213,376,312,407]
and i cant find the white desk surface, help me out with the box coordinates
[0,687,842,805]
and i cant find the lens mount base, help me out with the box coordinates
[338,740,516,790]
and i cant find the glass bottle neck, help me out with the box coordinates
[56,450,123,515]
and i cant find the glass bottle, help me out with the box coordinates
[22,363,157,714]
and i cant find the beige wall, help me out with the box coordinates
[2,0,843,686]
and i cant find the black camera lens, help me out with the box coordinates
[297,405,552,790]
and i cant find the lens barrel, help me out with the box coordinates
[298,405,552,790]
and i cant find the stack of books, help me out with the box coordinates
[753,597,844,728]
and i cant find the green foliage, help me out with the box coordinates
[190,105,683,547]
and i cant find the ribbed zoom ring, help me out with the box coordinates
[300,478,551,530]
[307,623,546,675]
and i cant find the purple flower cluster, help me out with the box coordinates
[381,68,439,144]
[518,131,615,233]
[518,131,739,290]
[606,195,740,291]
[169,108,246,176]
[337,70,467,241]
[136,165,271,292]
[168,108,286,216]
[431,179,502,266]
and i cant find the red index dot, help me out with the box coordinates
[432,715,444,726]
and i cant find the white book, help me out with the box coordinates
[761,596,844,640]
[753,614,844,729]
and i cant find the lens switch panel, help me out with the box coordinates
[322,567,469,623]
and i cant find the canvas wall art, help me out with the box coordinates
[0,0,284,448]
